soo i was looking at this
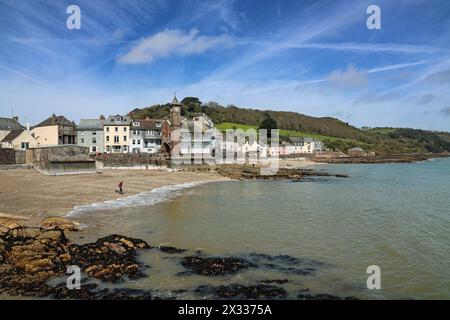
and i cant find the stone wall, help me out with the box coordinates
[0,149,15,165]
[95,153,168,167]
[28,145,90,164]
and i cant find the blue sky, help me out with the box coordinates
[0,0,450,131]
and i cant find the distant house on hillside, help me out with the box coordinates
[287,137,324,154]
[31,114,77,146]
[348,147,367,157]
[77,118,105,153]
[0,116,23,142]
[1,129,38,150]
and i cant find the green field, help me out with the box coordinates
[216,122,353,142]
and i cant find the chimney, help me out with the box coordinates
[13,116,18,122]
[26,122,30,131]
[51,113,56,124]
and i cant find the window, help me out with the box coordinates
[21,142,29,150]
[123,136,127,142]
[115,127,118,132]
[132,140,136,145]
[114,136,119,143]
[92,146,96,152]
[124,146,128,152]
[124,127,127,132]
[106,136,110,142]
[92,131,96,135]
[137,140,141,145]
[92,138,96,144]
[106,127,110,132]
[156,122,161,128]
[81,138,85,144]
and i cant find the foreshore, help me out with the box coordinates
[0,168,229,224]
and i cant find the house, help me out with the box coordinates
[77,118,105,153]
[1,129,38,150]
[103,115,131,153]
[287,137,324,154]
[180,114,216,156]
[130,118,170,153]
[31,114,76,146]
[348,147,367,157]
[0,116,23,141]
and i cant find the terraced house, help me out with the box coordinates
[77,117,105,153]
[31,114,76,146]
[104,115,131,153]
[130,118,170,153]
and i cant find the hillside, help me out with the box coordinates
[130,97,450,155]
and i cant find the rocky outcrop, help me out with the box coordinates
[41,217,81,231]
[181,256,256,276]
[215,165,348,181]
[0,227,150,297]
[195,284,288,299]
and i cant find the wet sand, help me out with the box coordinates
[0,168,228,224]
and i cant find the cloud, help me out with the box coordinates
[328,64,367,88]
[353,92,399,105]
[118,29,232,64]
[407,93,435,105]
[425,69,450,83]
[440,107,450,117]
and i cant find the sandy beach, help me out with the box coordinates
[0,168,228,224]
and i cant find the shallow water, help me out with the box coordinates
[72,158,450,299]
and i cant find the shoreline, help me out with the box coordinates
[0,168,229,225]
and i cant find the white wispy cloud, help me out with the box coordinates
[328,64,367,88]
[118,29,232,64]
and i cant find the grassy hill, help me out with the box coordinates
[130,97,450,155]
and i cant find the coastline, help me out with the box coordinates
[0,168,229,225]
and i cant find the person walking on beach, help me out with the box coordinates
[116,181,124,194]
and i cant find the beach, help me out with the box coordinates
[0,168,229,224]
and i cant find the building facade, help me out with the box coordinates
[31,114,76,146]
[130,119,170,153]
[1,129,38,150]
[104,115,131,153]
[77,119,105,153]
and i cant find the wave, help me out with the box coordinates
[66,180,213,217]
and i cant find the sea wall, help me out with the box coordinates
[95,153,168,168]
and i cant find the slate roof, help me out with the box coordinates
[78,119,104,131]
[34,114,75,128]
[1,129,24,142]
[0,117,23,130]
[132,119,166,130]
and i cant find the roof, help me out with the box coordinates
[34,114,74,128]
[1,129,24,142]
[104,115,131,125]
[78,119,104,130]
[0,117,23,130]
[171,96,181,106]
[132,119,167,130]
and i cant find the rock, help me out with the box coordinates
[0,227,151,297]
[41,217,81,231]
[159,246,187,254]
[181,256,256,276]
[195,284,288,299]
[258,279,289,284]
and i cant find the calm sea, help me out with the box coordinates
[73,158,450,299]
